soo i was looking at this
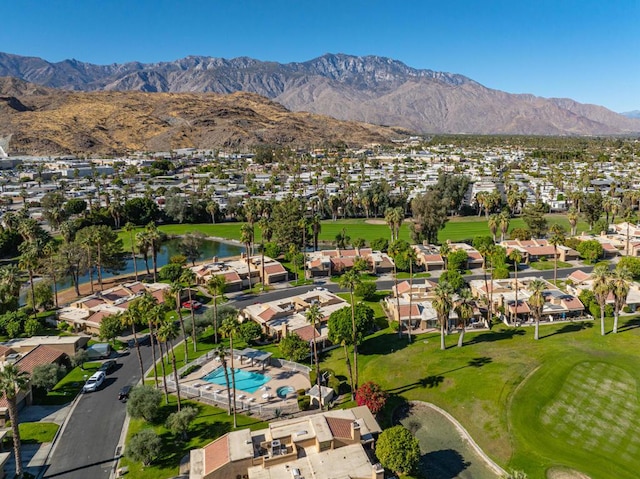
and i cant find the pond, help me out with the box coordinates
[44,237,243,294]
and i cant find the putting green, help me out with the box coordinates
[509,355,640,479]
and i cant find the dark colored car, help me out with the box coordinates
[98,359,117,374]
[118,385,132,402]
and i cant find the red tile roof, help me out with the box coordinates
[398,304,420,319]
[223,271,242,283]
[204,434,230,475]
[258,307,277,322]
[264,264,286,275]
[16,345,65,374]
[508,301,531,314]
[326,417,354,439]
[562,297,584,311]
[568,270,591,283]
[87,310,117,326]
[294,324,319,342]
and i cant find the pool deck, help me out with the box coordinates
[180,354,310,408]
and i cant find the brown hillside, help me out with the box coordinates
[0,78,405,155]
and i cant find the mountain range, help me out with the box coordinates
[0,51,639,142]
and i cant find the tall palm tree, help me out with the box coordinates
[41,241,60,309]
[145,222,162,282]
[123,222,139,281]
[498,211,510,242]
[592,265,612,336]
[120,308,145,380]
[170,279,189,364]
[567,207,579,236]
[18,239,41,318]
[157,320,181,410]
[388,241,404,338]
[508,249,523,325]
[299,217,309,282]
[133,293,161,388]
[239,223,254,291]
[488,214,499,243]
[180,268,198,353]
[310,214,322,251]
[339,269,362,395]
[548,224,566,284]
[455,289,475,347]
[611,267,631,334]
[404,247,418,343]
[207,275,226,344]
[220,317,240,428]
[135,231,151,276]
[216,344,232,416]
[433,281,454,350]
[528,279,546,340]
[306,303,323,409]
[0,364,30,478]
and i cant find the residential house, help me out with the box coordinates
[189,406,382,479]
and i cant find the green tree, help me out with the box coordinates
[447,249,468,272]
[616,256,640,279]
[126,428,162,466]
[306,303,323,409]
[238,321,262,343]
[528,279,546,340]
[279,334,308,362]
[220,317,240,428]
[180,268,198,352]
[576,239,603,264]
[157,319,181,408]
[99,313,123,346]
[611,267,631,334]
[207,275,226,344]
[0,364,30,477]
[522,200,548,238]
[433,281,454,350]
[375,425,420,475]
[591,265,612,336]
[339,269,362,395]
[455,289,475,347]
[24,317,43,336]
[165,406,198,441]
[410,189,448,244]
[31,363,65,391]
[582,191,603,230]
[548,224,566,284]
[240,223,255,290]
[127,385,162,422]
[179,232,205,266]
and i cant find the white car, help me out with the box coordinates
[82,371,106,393]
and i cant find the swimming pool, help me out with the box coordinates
[202,367,271,393]
[276,385,295,399]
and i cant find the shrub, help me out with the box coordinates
[159,263,183,282]
[354,281,377,301]
[179,364,201,378]
[126,428,162,466]
[127,385,162,422]
[375,425,420,475]
[355,381,388,414]
[297,395,311,411]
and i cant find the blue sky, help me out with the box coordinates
[1,0,638,112]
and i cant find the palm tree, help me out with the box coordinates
[387,241,404,338]
[592,265,612,336]
[306,303,323,409]
[528,279,546,340]
[207,275,226,344]
[567,207,579,236]
[145,222,162,282]
[339,269,362,395]
[611,267,631,334]
[455,289,475,347]
[206,200,219,224]
[18,240,41,318]
[220,317,240,428]
[239,223,254,291]
[440,242,451,272]
[216,344,232,416]
[134,293,161,388]
[498,211,510,242]
[180,268,198,353]
[157,319,181,410]
[124,222,139,281]
[170,279,189,364]
[404,247,418,343]
[135,231,151,277]
[488,214,499,243]
[508,249,523,325]
[433,281,454,350]
[548,224,566,284]
[41,241,60,309]
[120,308,145,380]
[0,364,30,478]
[310,214,322,251]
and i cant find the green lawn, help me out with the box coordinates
[18,422,59,444]
[118,397,267,479]
[320,316,640,479]
[118,213,590,251]
[528,260,573,270]
[34,364,100,406]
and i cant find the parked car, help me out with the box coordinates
[182,300,203,310]
[82,371,106,393]
[118,385,132,402]
[127,335,150,348]
[98,359,117,374]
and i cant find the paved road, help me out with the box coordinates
[43,344,154,479]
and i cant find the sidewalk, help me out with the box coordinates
[3,403,73,478]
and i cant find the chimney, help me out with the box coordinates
[372,463,384,479]
[281,323,288,338]
[351,420,361,441]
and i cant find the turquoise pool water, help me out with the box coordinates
[202,367,271,393]
[276,385,295,398]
